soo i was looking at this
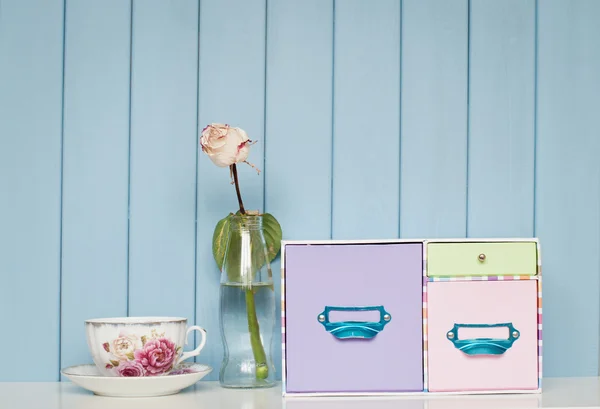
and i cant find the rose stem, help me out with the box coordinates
[246,288,268,379]
[230,162,268,379]
[231,164,246,215]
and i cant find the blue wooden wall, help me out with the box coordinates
[1,0,599,381]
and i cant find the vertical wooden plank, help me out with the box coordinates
[196,0,266,379]
[265,0,333,379]
[400,0,468,238]
[265,0,333,241]
[467,0,536,237]
[0,0,64,380]
[332,0,401,239]
[537,0,600,376]
[60,0,131,373]
[128,0,198,325]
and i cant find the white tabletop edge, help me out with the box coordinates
[0,377,598,409]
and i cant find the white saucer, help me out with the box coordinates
[61,362,213,397]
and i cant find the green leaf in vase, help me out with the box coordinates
[212,212,282,287]
[212,212,234,272]
[262,213,282,264]
[126,352,135,361]
[110,360,120,367]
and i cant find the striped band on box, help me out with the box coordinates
[427,275,537,282]
[281,264,287,393]
[422,247,429,391]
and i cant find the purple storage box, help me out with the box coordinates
[281,239,424,396]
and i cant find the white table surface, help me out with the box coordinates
[1,378,599,409]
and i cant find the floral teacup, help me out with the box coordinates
[85,317,207,377]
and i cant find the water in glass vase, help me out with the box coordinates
[219,281,276,388]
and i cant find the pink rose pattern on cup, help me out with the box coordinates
[134,338,177,375]
[116,360,146,377]
[102,328,183,377]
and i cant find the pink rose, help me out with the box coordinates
[134,338,177,376]
[200,123,253,167]
[117,360,146,377]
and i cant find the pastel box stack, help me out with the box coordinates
[280,238,542,397]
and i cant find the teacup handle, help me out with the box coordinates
[176,326,207,365]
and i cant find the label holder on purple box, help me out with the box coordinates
[317,305,391,340]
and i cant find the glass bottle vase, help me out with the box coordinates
[218,214,277,388]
